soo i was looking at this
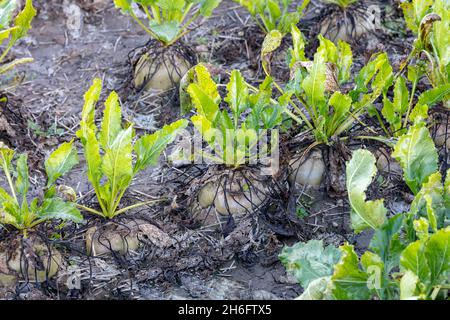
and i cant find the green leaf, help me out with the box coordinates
[297,276,334,300]
[149,21,181,44]
[9,0,35,44]
[81,127,103,191]
[261,29,283,57]
[134,119,188,172]
[279,240,341,288]
[445,169,450,210]
[77,78,102,139]
[369,214,406,273]
[0,0,17,29]
[346,149,387,233]
[0,186,14,204]
[392,125,438,194]
[414,217,430,240]
[290,25,306,67]
[301,50,326,116]
[198,0,221,16]
[360,251,385,294]
[317,35,337,62]
[187,77,220,121]
[0,143,14,174]
[225,70,248,116]
[410,172,445,230]
[261,29,283,75]
[194,64,221,104]
[15,153,29,198]
[401,0,433,33]
[432,0,450,68]
[38,198,83,223]
[337,40,352,84]
[409,103,428,124]
[100,91,122,149]
[393,76,410,115]
[400,240,431,283]
[332,244,371,300]
[113,0,132,13]
[102,126,134,192]
[400,270,421,300]
[424,227,450,286]
[351,53,392,103]
[416,84,450,108]
[45,140,79,187]
[327,91,351,136]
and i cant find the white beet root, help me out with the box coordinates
[434,124,450,149]
[289,150,325,188]
[196,175,268,217]
[134,51,191,92]
[198,182,218,208]
[7,244,62,282]
[86,220,174,256]
[375,149,403,175]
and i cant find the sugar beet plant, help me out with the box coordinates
[234,0,310,36]
[400,0,450,106]
[76,78,188,219]
[114,0,221,92]
[280,124,450,300]
[379,64,450,137]
[266,26,392,146]
[0,0,36,92]
[179,64,283,217]
[114,0,221,46]
[184,64,282,167]
[0,141,82,235]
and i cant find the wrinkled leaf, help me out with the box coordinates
[346,149,387,233]
[45,140,79,187]
[392,125,438,194]
[279,240,341,288]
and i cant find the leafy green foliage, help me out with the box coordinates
[400,227,450,299]
[276,29,391,145]
[380,64,450,137]
[182,64,282,167]
[76,78,188,219]
[392,124,438,194]
[401,0,450,103]
[0,0,36,87]
[280,240,341,288]
[233,0,310,35]
[113,0,221,46]
[0,141,82,232]
[346,149,387,233]
[281,144,450,300]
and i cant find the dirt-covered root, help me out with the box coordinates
[189,168,284,227]
[85,218,175,257]
[433,122,450,150]
[0,234,62,287]
[375,147,402,176]
[130,39,197,93]
[312,3,382,43]
[289,149,326,189]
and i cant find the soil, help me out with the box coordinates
[0,0,445,300]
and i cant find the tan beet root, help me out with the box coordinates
[134,51,191,92]
[196,173,269,217]
[289,150,325,188]
[5,243,62,283]
[434,124,450,149]
[86,220,174,256]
